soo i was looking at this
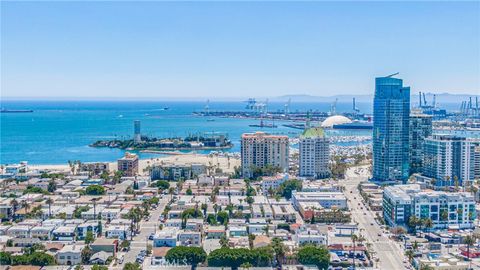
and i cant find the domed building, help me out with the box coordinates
[320,115,352,128]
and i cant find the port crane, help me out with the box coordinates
[204,99,210,115]
[352,98,360,116]
[329,98,338,116]
[244,98,268,114]
[284,98,291,115]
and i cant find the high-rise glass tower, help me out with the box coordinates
[409,112,432,174]
[372,75,410,183]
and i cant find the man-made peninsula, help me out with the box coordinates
[91,133,233,151]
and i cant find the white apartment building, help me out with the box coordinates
[413,191,476,229]
[177,230,202,246]
[241,132,289,178]
[261,174,288,194]
[295,229,328,246]
[299,127,330,179]
[423,135,477,188]
[291,191,347,209]
[383,184,476,230]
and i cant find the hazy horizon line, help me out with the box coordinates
[2,91,479,102]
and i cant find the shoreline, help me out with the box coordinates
[24,152,241,174]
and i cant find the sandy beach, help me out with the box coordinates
[27,153,241,175]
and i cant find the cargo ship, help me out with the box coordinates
[332,121,373,130]
[249,119,277,128]
[1,109,34,113]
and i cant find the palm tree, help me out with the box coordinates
[412,240,419,252]
[351,234,359,269]
[10,199,18,220]
[405,249,414,263]
[92,198,99,220]
[263,225,269,236]
[408,216,420,233]
[464,235,476,261]
[219,235,228,248]
[440,210,449,226]
[46,198,53,218]
[424,218,433,233]
[168,187,175,201]
[21,200,30,216]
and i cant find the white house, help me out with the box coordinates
[56,244,85,265]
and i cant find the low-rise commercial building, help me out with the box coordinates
[291,191,347,210]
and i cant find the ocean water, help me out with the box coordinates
[1,100,373,164]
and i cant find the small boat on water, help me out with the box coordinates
[207,119,215,122]
[249,119,277,128]
[1,109,33,113]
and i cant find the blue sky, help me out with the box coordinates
[1,1,479,98]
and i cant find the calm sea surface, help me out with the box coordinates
[1,100,375,164]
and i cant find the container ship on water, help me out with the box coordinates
[332,121,373,130]
[1,109,34,113]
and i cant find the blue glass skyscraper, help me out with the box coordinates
[372,75,410,183]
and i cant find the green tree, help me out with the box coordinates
[464,235,476,260]
[271,237,286,266]
[97,220,103,236]
[248,234,256,249]
[207,248,254,270]
[423,218,433,233]
[23,186,48,195]
[165,246,207,270]
[252,246,274,267]
[100,171,110,182]
[440,209,449,222]
[28,252,55,266]
[154,180,170,190]
[85,231,95,244]
[216,211,229,225]
[186,188,193,195]
[92,266,108,270]
[276,179,302,199]
[120,240,131,251]
[296,245,330,270]
[123,262,142,270]
[74,206,90,219]
[408,216,420,233]
[181,208,203,219]
[201,203,208,217]
[0,252,12,265]
[405,249,414,263]
[85,185,106,195]
[206,214,217,225]
[219,235,229,248]
[277,223,290,232]
[47,180,57,193]
[81,246,93,263]
[45,198,54,218]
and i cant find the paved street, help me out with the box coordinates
[114,196,170,268]
[343,167,407,270]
